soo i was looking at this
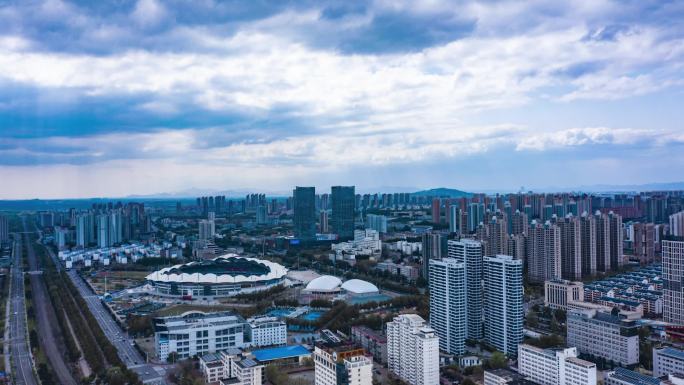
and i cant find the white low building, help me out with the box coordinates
[59,243,162,265]
[155,311,247,362]
[331,229,382,257]
[460,356,482,368]
[200,353,227,383]
[246,317,287,348]
[518,344,596,385]
[566,309,639,366]
[385,240,422,255]
[605,368,660,385]
[229,358,263,385]
[654,346,684,378]
[155,311,289,362]
[200,349,264,385]
[545,280,584,310]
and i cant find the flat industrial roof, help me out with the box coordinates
[252,345,311,362]
[657,347,684,361]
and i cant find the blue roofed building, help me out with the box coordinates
[583,263,663,317]
[654,346,684,377]
[251,344,312,366]
[605,368,660,385]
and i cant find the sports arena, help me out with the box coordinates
[145,254,288,298]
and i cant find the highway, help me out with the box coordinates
[37,225,166,384]
[8,236,38,385]
[58,256,167,384]
[23,223,78,385]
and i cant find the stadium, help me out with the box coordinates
[145,254,288,298]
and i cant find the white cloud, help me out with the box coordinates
[1,22,680,137]
[131,0,168,28]
[514,127,679,151]
[1,1,684,197]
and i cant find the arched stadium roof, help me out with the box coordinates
[304,275,342,291]
[145,254,287,284]
[341,279,379,294]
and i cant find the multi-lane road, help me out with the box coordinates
[8,236,38,385]
[6,221,167,384]
[58,254,167,384]
[23,228,79,385]
[39,225,166,384]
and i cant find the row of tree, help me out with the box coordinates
[21,237,61,385]
[39,243,143,384]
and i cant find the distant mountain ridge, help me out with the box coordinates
[411,187,473,198]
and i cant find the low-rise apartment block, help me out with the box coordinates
[654,346,684,378]
[566,309,639,366]
[200,348,264,385]
[605,368,660,385]
[517,344,596,385]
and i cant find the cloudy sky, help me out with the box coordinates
[1,0,683,198]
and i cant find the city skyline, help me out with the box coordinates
[1,0,684,199]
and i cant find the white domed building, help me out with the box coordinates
[301,275,384,304]
[341,279,381,301]
[341,279,379,295]
[301,275,342,303]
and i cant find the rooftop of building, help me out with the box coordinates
[486,369,537,385]
[448,238,481,245]
[566,357,596,368]
[251,345,311,362]
[608,368,660,385]
[661,372,684,385]
[656,347,684,361]
[304,275,342,291]
[571,309,637,328]
[546,279,583,286]
[484,254,520,263]
[222,348,243,356]
[341,279,379,294]
[598,296,642,307]
[247,316,283,325]
[315,339,367,359]
[235,358,260,369]
[154,310,245,324]
[593,311,637,326]
[520,344,588,361]
[200,352,223,364]
[351,325,387,343]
